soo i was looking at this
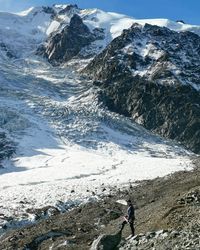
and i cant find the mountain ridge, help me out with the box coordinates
[83,21,200,153]
[1,4,200,61]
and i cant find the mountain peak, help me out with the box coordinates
[70,13,83,26]
[53,4,78,15]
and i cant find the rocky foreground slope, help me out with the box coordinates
[1,157,200,249]
[84,23,200,154]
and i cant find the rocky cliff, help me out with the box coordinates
[84,23,200,153]
[37,13,104,64]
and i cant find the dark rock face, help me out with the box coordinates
[176,20,185,24]
[84,23,200,153]
[38,14,103,63]
[0,132,15,165]
[0,42,15,58]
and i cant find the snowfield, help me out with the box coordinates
[0,4,197,230]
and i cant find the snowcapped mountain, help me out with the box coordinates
[1,4,200,61]
[0,4,198,231]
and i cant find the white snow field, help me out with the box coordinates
[0,5,197,228]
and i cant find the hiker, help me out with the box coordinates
[120,199,135,236]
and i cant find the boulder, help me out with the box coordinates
[90,230,122,250]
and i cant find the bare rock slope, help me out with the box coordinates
[84,23,200,153]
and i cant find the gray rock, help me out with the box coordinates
[90,230,122,250]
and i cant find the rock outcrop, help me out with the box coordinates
[90,231,122,250]
[0,42,15,58]
[0,132,15,166]
[56,4,78,16]
[84,23,200,153]
[38,14,104,63]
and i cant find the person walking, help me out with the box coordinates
[120,199,135,236]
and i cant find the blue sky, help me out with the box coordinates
[0,0,199,24]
